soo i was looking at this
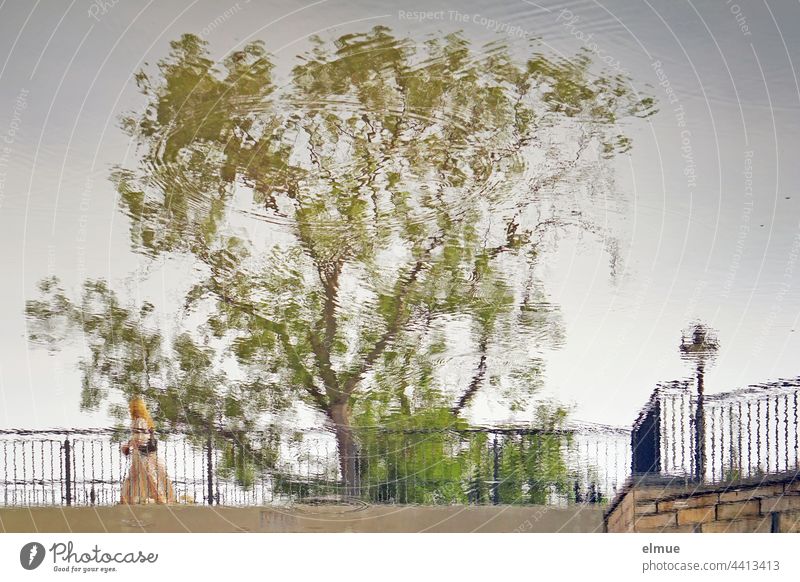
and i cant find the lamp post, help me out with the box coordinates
[679,322,719,482]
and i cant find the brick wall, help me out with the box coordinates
[605,474,800,533]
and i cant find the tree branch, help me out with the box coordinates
[451,335,489,414]
[317,261,342,352]
[309,331,340,399]
[339,247,433,398]
[199,253,330,413]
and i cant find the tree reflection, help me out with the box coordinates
[29,28,655,494]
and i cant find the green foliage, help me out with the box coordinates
[495,432,573,504]
[351,404,576,504]
[216,432,282,489]
[26,277,164,411]
[25,277,268,434]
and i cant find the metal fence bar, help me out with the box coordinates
[63,438,71,507]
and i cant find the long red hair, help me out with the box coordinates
[129,397,155,430]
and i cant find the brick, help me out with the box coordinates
[608,508,630,531]
[638,524,696,533]
[635,485,685,502]
[677,506,716,525]
[634,512,677,531]
[607,515,621,532]
[701,517,771,533]
[659,493,718,512]
[777,511,800,533]
[636,502,657,515]
[719,484,784,502]
[607,499,634,533]
[785,480,800,493]
[715,500,761,521]
[759,494,800,513]
[608,504,632,523]
[620,511,634,526]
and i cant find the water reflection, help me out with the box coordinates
[27,26,653,496]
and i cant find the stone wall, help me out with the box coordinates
[605,472,800,533]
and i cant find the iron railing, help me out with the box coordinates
[630,377,800,483]
[0,424,630,507]
[8,377,797,508]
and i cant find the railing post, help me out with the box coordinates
[694,365,706,482]
[492,435,500,505]
[206,432,214,506]
[63,437,72,507]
